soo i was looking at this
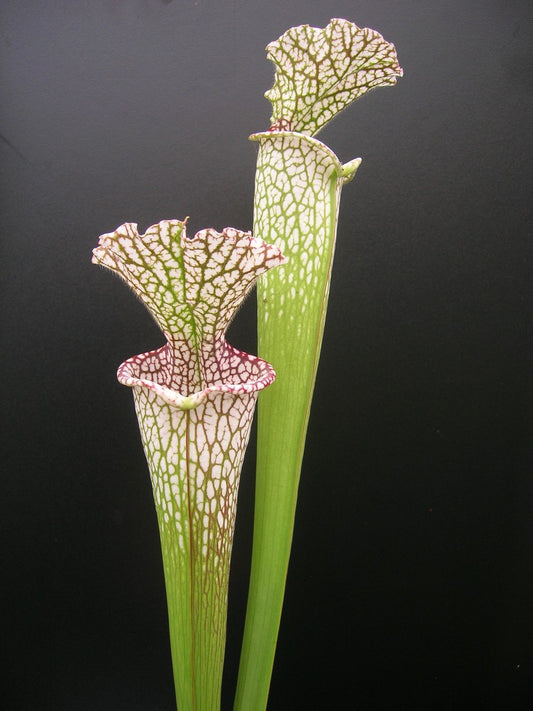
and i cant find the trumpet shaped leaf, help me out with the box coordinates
[235,18,403,711]
[93,220,285,710]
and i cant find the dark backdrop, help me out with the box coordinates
[2,1,532,709]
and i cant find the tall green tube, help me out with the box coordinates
[234,132,359,711]
[235,19,402,710]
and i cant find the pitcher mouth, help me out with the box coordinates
[117,343,276,410]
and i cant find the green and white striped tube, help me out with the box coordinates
[235,19,402,710]
[93,220,284,711]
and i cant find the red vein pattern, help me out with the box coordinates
[92,219,285,710]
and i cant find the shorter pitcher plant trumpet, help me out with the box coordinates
[93,220,285,710]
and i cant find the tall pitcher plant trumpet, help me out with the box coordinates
[237,19,402,710]
[93,18,401,711]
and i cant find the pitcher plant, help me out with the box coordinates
[92,220,284,710]
[236,18,402,710]
[93,16,402,711]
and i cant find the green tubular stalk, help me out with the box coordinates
[93,221,284,711]
[235,19,402,710]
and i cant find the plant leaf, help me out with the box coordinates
[236,19,402,709]
[93,219,285,709]
[265,17,403,136]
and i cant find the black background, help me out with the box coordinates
[2,1,532,709]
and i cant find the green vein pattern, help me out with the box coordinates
[266,17,403,136]
[235,18,402,711]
